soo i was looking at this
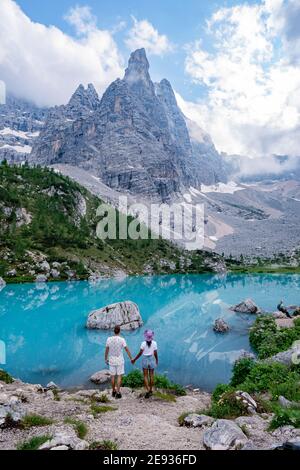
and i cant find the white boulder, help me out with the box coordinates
[0,277,6,290]
[203,419,248,450]
[35,274,48,283]
[184,414,214,428]
[50,269,60,279]
[7,269,16,277]
[38,428,89,451]
[40,261,50,272]
[86,301,143,330]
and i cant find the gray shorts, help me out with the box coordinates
[142,355,156,370]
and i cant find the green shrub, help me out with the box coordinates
[230,358,255,387]
[92,393,110,404]
[154,375,186,396]
[64,417,88,439]
[91,404,117,416]
[250,315,300,359]
[178,412,191,426]
[153,391,176,402]
[89,440,118,450]
[122,370,186,396]
[17,435,52,451]
[0,369,13,384]
[122,370,144,388]
[269,407,300,430]
[21,414,54,429]
[239,362,290,393]
[271,371,300,401]
[208,391,247,419]
[212,384,235,402]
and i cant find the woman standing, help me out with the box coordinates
[132,330,158,398]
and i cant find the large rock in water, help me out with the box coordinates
[90,370,111,385]
[86,301,143,330]
[203,419,248,450]
[231,299,260,314]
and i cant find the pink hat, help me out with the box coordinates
[144,329,154,341]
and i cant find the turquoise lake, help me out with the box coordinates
[0,274,299,391]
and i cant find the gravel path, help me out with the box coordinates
[0,380,211,450]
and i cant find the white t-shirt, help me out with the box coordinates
[141,340,158,356]
[106,336,127,366]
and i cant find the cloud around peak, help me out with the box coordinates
[125,16,174,56]
[0,0,123,107]
[183,0,300,159]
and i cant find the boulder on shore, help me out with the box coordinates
[86,301,143,330]
[213,318,230,333]
[235,391,257,414]
[278,395,300,409]
[184,414,214,428]
[38,427,89,451]
[269,342,300,367]
[0,277,6,288]
[90,370,111,385]
[203,419,248,450]
[35,274,48,283]
[231,299,260,314]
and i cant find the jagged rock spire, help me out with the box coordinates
[68,83,99,110]
[124,48,153,91]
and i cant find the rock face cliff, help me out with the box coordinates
[30,48,227,201]
[0,96,47,164]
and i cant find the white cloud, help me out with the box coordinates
[64,5,97,36]
[183,0,300,158]
[125,16,173,56]
[0,0,124,107]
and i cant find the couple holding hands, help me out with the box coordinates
[105,326,158,399]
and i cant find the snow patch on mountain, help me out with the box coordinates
[1,144,32,154]
[201,182,245,194]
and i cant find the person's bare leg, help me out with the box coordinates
[116,374,122,393]
[111,375,116,393]
[149,370,154,393]
[143,369,150,392]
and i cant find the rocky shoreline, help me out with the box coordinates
[1,374,300,451]
[1,297,300,451]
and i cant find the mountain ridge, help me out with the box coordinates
[29,48,227,201]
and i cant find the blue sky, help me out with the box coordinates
[15,0,260,100]
[1,0,300,161]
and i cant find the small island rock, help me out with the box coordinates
[231,299,260,314]
[213,318,230,333]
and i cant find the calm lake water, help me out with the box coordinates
[1,274,300,391]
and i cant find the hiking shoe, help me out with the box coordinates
[112,390,117,398]
[116,392,122,399]
[145,392,151,399]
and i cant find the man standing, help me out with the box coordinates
[105,325,133,399]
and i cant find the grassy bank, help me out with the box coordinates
[194,314,300,428]
[0,163,220,283]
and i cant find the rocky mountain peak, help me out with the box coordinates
[155,79,179,109]
[124,48,153,92]
[68,83,99,110]
[30,49,228,200]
